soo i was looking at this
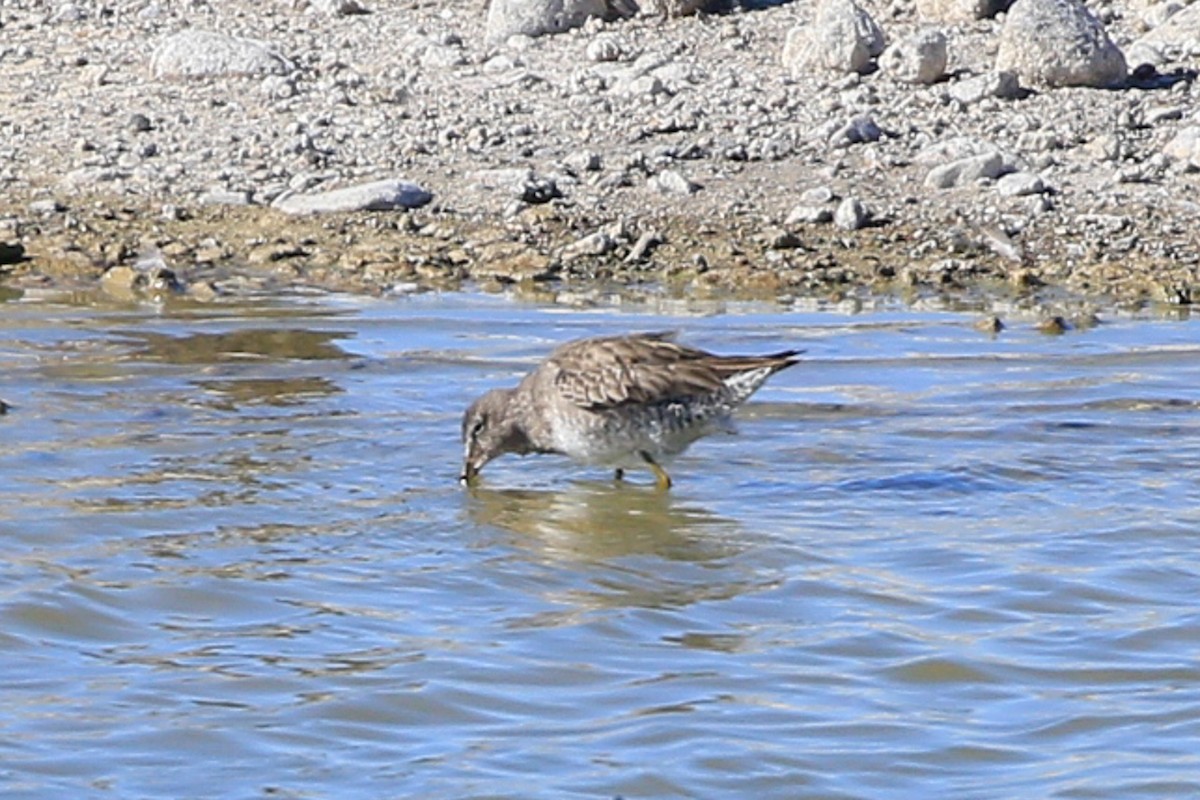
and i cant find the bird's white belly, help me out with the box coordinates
[550,403,731,468]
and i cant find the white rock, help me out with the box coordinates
[272,179,432,214]
[925,152,1011,188]
[786,205,834,224]
[879,29,947,84]
[995,0,1127,88]
[996,171,1047,196]
[486,0,619,44]
[648,170,699,195]
[782,0,885,76]
[150,30,293,79]
[948,70,1022,104]
[585,34,629,63]
[834,197,870,230]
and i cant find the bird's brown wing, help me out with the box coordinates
[548,332,774,411]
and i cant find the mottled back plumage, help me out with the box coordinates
[461,332,800,489]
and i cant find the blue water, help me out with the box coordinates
[2,292,1199,798]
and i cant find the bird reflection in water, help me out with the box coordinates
[463,481,765,616]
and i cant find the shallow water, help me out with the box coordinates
[2,292,1199,799]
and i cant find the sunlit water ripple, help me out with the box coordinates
[2,293,1199,799]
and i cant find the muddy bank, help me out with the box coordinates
[1,189,1197,312]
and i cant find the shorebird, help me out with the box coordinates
[460,332,800,489]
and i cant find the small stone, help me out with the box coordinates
[768,229,805,249]
[625,231,662,262]
[925,151,1011,189]
[834,197,870,230]
[880,29,948,84]
[563,231,617,260]
[996,171,1047,196]
[585,34,628,63]
[829,115,882,147]
[200,190,252,206]
[150,30,294,80]
[29,199,66,214]
[948,71,1022,104]
[128,113,152,133]
[648,170,700,195]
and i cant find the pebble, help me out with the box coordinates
[947,71,1022,105]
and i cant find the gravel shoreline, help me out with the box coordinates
[1,0,1198,311]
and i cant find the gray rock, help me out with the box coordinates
[200,189,253,205]
[925,151,1011,188]
[625,230,662,262]
[834,197,870,230]
[585,34,630,63]
[563,231,618,260]
[782,0,885,76]
[787,204,834,224]
[150,30,294,79]
[996,171,1048,196]
[648,169,700,195]
[273,179,432,214]
[828,115,882,147]
[486,0,621,44]
[948,71,1022,104]
[995,0,1126,89]
[880,29,947,84]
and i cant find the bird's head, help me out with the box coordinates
[460,388,526,485]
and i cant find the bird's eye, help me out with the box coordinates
[471,418,486,438]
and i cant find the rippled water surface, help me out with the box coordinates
[3,292,1200,799]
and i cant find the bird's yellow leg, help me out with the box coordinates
[640,452,672,491]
